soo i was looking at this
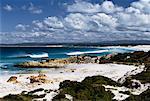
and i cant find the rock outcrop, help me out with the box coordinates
[7,76,19,83]
[14,61,65,68]
[14,55,108,68]
[28,74,52,84]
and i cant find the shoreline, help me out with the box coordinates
[0,45,150,100]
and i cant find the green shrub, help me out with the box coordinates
[53,76,117,101]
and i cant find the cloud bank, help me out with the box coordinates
[1,0,150,44]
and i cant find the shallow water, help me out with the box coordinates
[0,46,136,75]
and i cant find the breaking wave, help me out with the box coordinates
[66,50,109,56]
[27,53,49,58]
[5,52,49,59]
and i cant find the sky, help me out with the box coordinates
[0,0,150,44]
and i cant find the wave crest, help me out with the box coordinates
[27,53,49,58]
[67,50,109,56]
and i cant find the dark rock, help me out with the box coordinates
[28,88,44,94]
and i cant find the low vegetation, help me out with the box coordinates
[52,76,120,101]
[131,64,150,84]
[0,88,45,101]
[110,51,150,64]
[122,64,150,89]
[125,89,150,101]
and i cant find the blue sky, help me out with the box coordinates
[1,0,71,31]
[1,0,138,32]
[0,0,150,43]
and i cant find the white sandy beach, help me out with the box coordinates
[101,45,150,52]
[131,45,150,52]
[0,63,147,100]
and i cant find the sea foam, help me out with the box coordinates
[66,50,109,55]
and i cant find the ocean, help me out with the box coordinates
[0,46,136,75]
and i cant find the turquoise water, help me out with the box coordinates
[0,46,136,74]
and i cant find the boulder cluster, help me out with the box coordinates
[27,74,52,84]
[7,74,52,84]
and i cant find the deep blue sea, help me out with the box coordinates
[0,46,136,75]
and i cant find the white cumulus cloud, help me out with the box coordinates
[64,13,88,30]
[43,17,64,29]
[67,1,101,13]
[91,13,118,31]
[67,1,123,14]
[9,0,150,43]
[15,24,29,31]
[3,4,13,11]
[22,3,42,14]
[32,17,64,31]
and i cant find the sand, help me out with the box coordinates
[0,63,146,100]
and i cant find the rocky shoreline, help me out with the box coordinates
[14,51,150,68]
[14,56,101,68]
[0,50,150,101]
